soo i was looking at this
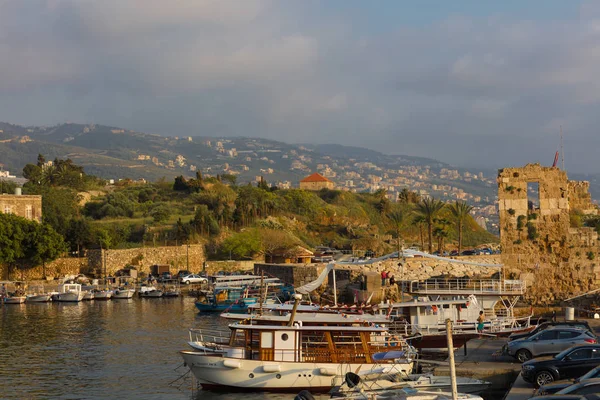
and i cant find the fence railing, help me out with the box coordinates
[408,279,526,294]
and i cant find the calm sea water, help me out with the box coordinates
[0,297,301,400]
[0,297,505,400]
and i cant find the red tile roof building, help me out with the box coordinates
[299,173,335,191]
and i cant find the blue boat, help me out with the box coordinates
[195,287,258,313]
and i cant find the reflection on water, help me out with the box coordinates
[0,297,246,400]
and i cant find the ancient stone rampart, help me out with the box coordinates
[498,163,599,304]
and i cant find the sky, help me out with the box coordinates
[1,0,600,173]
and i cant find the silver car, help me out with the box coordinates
[507,327,597,362]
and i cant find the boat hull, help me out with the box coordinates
[94,291,113,300]
[141,290,163,298]
[57,292,85,302]
[112,289,135,299]
[2,296,26,304]
[180,351,412,392]
[195,299,257,313]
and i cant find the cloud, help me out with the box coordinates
[1,1,600,172]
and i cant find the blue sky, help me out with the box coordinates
[0,0,599,173]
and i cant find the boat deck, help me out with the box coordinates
[408,279,526,296]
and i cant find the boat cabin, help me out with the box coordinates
[221,321,410,365]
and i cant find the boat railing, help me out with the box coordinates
[408,279,526,295]
[188,328,232,346]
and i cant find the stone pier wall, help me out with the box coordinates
[87,244,206,277]
[0,257,85,281]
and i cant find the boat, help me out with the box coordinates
[2,295,26,304]
[195,286,259,313]
[92,288,113,300]
[112,288,135,299]
[82,290,95,301]
[138,284,157,297]
[181,295,417,392]
[26,293,53,302]
[140,289,163,298]
[299,387,483,400]
[56,283,85,302]
[163,288,181,297]
[330,370,491,397]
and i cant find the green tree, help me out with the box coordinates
[32,223,67,277]
[387,209,406,258]
[22,164,42,183]
[415,197,446,253]
[449,201,474,255]
[150,204,171,224]
[221,229,262,259]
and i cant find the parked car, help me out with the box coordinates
[556,379,600,396]
[522,345,600,387]
[506,327,597,362]
[536,366,600,396]
[158,272,172,282]
[460,249,476,256]
[510,321,594,342]
[529,396,599,400]
[180,274,208,285]
[312,256,334,263]
[175,270,192,279]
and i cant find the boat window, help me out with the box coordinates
[443,304,450,309]
[281,333,289,341]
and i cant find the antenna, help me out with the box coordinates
[560,125,565,171]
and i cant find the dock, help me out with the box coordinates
[433,338,524,397]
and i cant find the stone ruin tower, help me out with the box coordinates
[497,163,599,304]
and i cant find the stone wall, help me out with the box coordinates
[498,164,600,304]
[0,257,85,281]
[87,244,205,277]
[255,263,326,287]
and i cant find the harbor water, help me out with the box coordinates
[1,296,506,400]
[0,296,294,400]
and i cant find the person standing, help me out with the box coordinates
[381,270,387,286]
[389,275,396,287]
[477,311,485,338]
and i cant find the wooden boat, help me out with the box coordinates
[92,289,113,300]
[182,295,416,392]
[140,289,163,298]
[26,293,52,302]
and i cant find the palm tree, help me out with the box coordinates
[415,197,446,253]
[412,214,426,251]
[449,201,474,255]
[433,218,451,254]
[388,210,406,258]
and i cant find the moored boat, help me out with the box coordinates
[26,293,53,303]
[181,296,417,392]
[56,283,85,302]
[140,289,163,298]
[2,296,26,304]
[112,288,135,299]
[93,289,113,300]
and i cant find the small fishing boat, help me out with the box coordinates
[2,295,26,304]
[82,290,95,301]
[195,287,258,313]
[330,370,491,397]
[26,293,53,302]
[56,284,85,302]
[112,288,135,299]
[93,289,113,300]
[140,289,163,298]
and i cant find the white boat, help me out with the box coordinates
[93,289,113,300]
[26,293,52,303]
[138,284,157,296]
[2,296,26,304]
[82,291,95,301]
[112,288,135,299]
[330,370,491,397]
[56,284,85,302]
[181,297,416,392]
[300,387,483,400]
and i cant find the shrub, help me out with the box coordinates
[517,215,526,230]
[508,209,516,216]
[527,223,539,240]
[588,252,595,261]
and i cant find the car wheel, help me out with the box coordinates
[516,349,532,362]
[184,281,190,285]
[535,371,554,387]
